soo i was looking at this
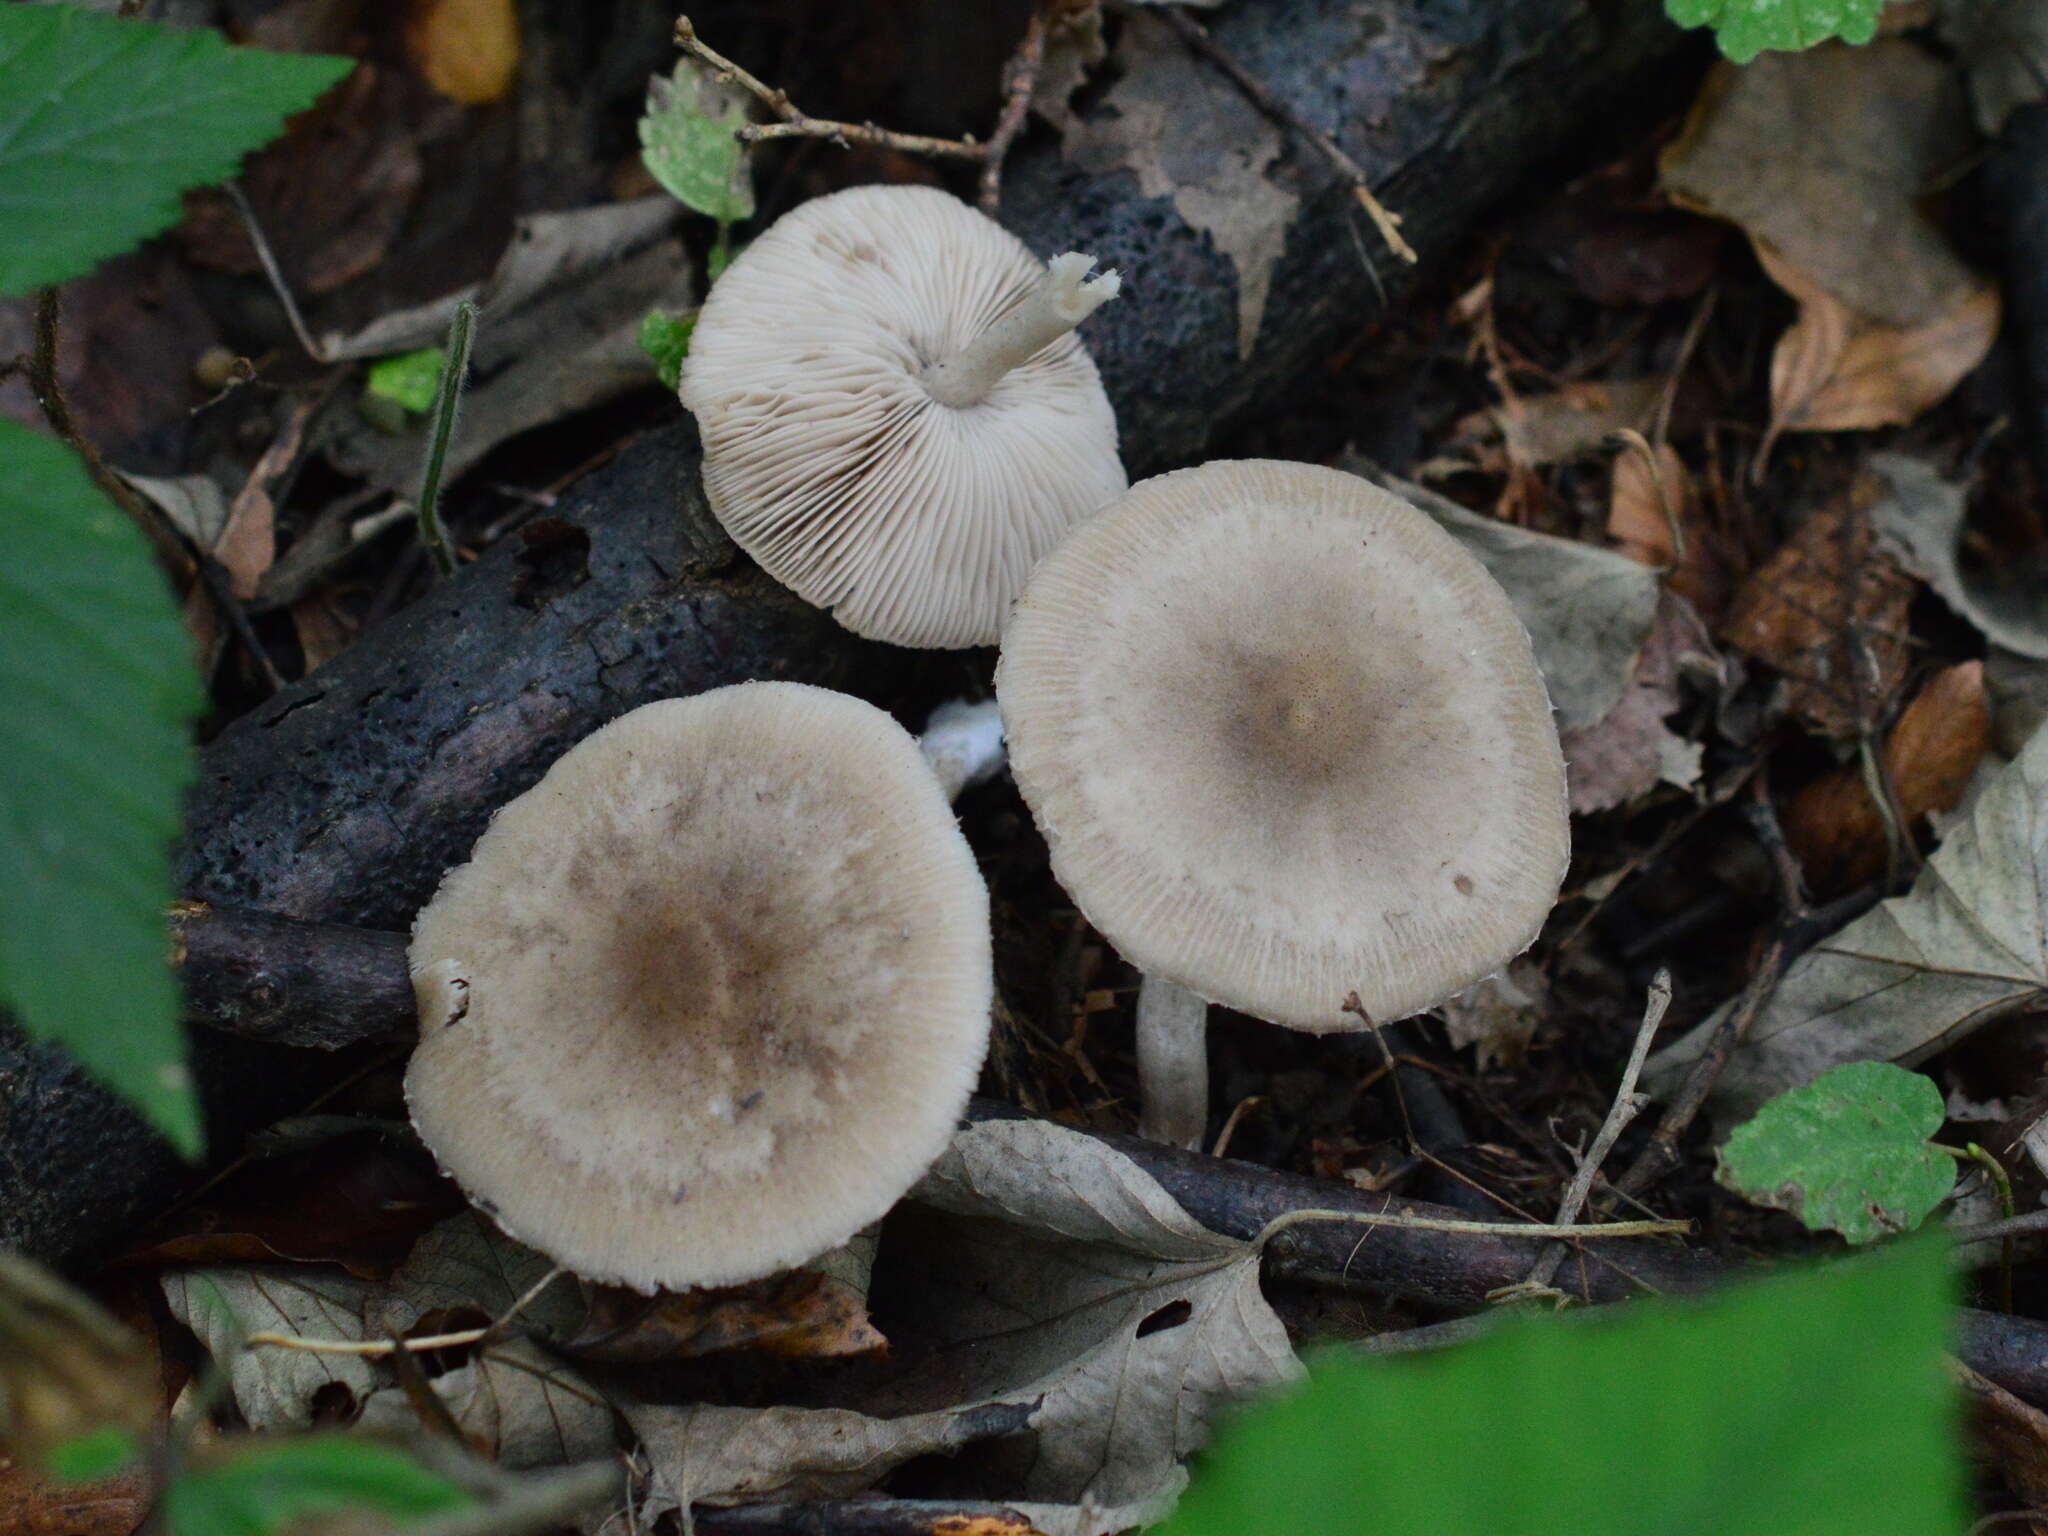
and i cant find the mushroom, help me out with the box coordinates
[996,460,1570,1148]
[679,183,1126,649]
[406,682,993,1292]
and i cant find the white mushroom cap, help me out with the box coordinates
[997,460,1570,1032]
[405,683,993,1292]
[679,184,1126,649]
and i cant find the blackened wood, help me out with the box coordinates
[1984,103,2048,478]
[170,903,415,1050]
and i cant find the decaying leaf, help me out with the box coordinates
[1716,1061,1956,1243]
[1607,438,1729,624]
[162,1267,384,1429]
[1662,44,1995,451]
[404,0,520,106]
[1441,962,1548,1071]
[569,1269,887,1366]
[1560,593,1716,815]
[626,1398,1038,1519]
[1940,0,2048,133]
[1063,12,1298,359]
[1342,458,1662,732]
[1031,1,1108,140]
[1869,453,2048,661]
[1786,660,1992,896]
[358,1338,613,1470]
[1989,647,2048,757]
[1647,722,2048,1120]
[1438,378,1666,478]
[1721,478,1917,738]
[1958,1362,2048,1523]
[370,1212,584,1344]
[0,1456,154,1536]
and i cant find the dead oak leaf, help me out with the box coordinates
[1065,12,1298,359]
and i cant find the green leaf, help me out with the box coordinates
[0,420,203,1155]
[1160,1238,1961,1536]
[638,60,755,225]
[1664,0,1885,61]
[637,308,696,392]
[1718,1060,1957,1243]
[365,347,448,414]
[46,1426,140,1484]
[162,1436,473,1536]
[0,6,353,296]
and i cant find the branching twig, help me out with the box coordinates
[1156,6,1416,266]
[979,5,1051,213]
[1518,971,1672,1293]
[675,17,982,162]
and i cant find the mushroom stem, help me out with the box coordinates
[1135,973,1210,1149]
[919,698,1006,804]
[922,252,1121,408]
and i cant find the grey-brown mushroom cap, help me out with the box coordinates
[996,460,1571,1033]
[405,683,993,1292]
[678,184,1125,650]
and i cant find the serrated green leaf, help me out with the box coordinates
[46,1426,140,1484]
[1717,1060,1956,1243]
[365,347,448,414]
[638,60,754,225]
[0,6,353,295]
[1160,1238,1961,1536]
[637,308,696,392]
[161,1436,472,1536]
[0,421,202,1154]
[1664,0,1885,61]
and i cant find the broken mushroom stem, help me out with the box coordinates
[922,252,1122,409]
[918,698,1006,803]
[1136,975,1211,1149]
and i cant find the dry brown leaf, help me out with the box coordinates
[1441,963,1548,1071]
[1064,12,1297,359]
[1607,437,1730,622]
[404,0,521,106]
[1785,660,1991,896]
[1442,378,1666,477]
[1560,593,1715,814]
[1759,242,1999,453]
[1720,478,1918,738]
[290,592,359,675]
[0,1456,153,1536]
[568,1270,887,1366]
[1959,1362,2048,1525]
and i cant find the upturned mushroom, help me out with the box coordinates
[405,683,993,1292]
[679,183,1126,649]
[996,460,1570,1148]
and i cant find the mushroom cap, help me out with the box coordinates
[996,460,1570,1032]
[405,683,992,1292]
[679,184,1125,649]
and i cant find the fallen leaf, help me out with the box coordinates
[123,474,231,552]
[1869,453,2048,661]
[1720,476,1917,738]
[0,1456,153,1536]
[290,590,360,675]
[1940,0,2048,133]
[1442,378,1666,477]
[1560,593,1716,814]
[162,1268,384,1429]
[357,1338,612,1470]
[370,1212,585,1344]
[1646,721,2048,1121]
[569,1269,886,1366]
[1030,2,1107,140]
[1758,243,1998,452]
[1607,437,1729,623]
[1662,46,1977,330]
[1959,1363,2048,1525]
[1440,962,1548,1071]
[1786,660,1992,896]
[626,1398,1038,1517]
[404,0,519,106]
[1343,458,1663,732]
[1518,195,1728,308]
[1989,647,2048,756]
[1064,12,1297,359]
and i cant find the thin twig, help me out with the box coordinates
[1951,1209,2048,1246]
[979,4,1051,213]
[1253,1206,1690,1246]
[1156,6,1416,265]
[246,1325,490,1356]
[675,17,982,162]
[1521,971,1672,1291]
[222,181,328,363]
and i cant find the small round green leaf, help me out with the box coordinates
[1663,0,1885,63]
[1717,1060,1956,1244]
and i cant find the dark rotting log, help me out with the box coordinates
[3,0,1696,1269]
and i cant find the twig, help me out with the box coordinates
[415,300,476,579]
[1156,6,1416,266]
[675,17,982,162]
[979,5,1051,213]
[1951,1209,2048,1246]
[1520,971,1672,1292]
[1253,1207,1689,1245]
[1946,1143,2019,1313]
[222,181,328,364]
[245,1325,490,1356]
